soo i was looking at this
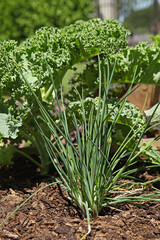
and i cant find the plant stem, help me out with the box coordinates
[15,149,42,168]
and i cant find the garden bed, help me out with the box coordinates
[0,18,160,240]
[0,154,160,240]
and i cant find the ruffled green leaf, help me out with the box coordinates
[144,103,160,123]
[0,113,22,139]
[0,145,16,166]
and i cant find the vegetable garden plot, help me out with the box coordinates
[0,18,160,239]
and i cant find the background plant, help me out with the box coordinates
[0,0,94,42]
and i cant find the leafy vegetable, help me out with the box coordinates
[0,144,16,166]
[0,112,22,139]
[109,42,160,85]
[69,97,145,130]
[0,19,129,173]
[0,18,160,174]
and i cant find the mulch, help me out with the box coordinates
[0,154,160,240]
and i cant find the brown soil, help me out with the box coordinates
[0,155,160,240]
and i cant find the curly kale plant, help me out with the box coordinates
[0,19,130,174]
[0,18,160,174]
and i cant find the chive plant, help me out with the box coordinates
[31,58,160,229]
[1,58,160,239]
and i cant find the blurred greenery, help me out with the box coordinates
[0,0,94,42]
[118,0,138,19]
[123,4,160,33]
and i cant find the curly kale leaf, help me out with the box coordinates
[144,103,160,124]
[64,42,160,100]
[68,97,160,164]
[69,97,145,134]
[0,113,22,139]
[18,18,128,90]
[0,18,129,112]
[68,97,146,153]
[0,145,17,166]
[108,42,160,85]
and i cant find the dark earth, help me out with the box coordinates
[0,150,160,240]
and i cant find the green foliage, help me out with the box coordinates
[0,18,160,236]
[152,34,160,46]
[0,19,129,173]
[68,97,145,133]
[68,96,160,164]
[65,42,160,101]
[0,113,22,139]
[0,18,160,173]
[109,42,160,85]
[145,103,160,123]
[0,0,94,42]
[0,145,16,166]
[0,19,129,102]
